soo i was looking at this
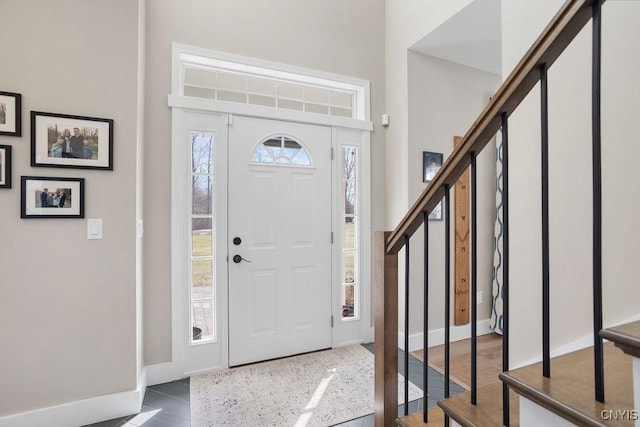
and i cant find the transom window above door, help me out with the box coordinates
[172,44,370,123]
[251,135,312,166]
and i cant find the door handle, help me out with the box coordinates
[233,254,252,263]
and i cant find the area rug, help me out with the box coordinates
[190,345,423,426]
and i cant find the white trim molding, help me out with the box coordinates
[167,95,373,132]
[145,362,178,387]
[0,389,143,427]
[398,319,494,352]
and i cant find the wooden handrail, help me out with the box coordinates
[386,0,600,255]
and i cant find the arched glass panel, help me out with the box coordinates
[251,135,312,167]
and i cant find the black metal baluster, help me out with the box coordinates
[423,212,429,423]
[444,187,451,426]
[592,0,604,404]
[404,234,410,416]
[502,112,510,426]
[540,63,551,379]
[471,152,478,405]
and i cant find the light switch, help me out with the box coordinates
[87,218,103,240]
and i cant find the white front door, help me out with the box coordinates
[228,116,332,366]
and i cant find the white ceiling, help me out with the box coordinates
[410,0,502,75]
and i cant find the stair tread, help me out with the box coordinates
[500,342,634,426]
[437,382,520,427]
[396,406,446,426]
[601,321,640,358]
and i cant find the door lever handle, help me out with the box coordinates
[232,254,252,264]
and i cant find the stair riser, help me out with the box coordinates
[520,397,575,427]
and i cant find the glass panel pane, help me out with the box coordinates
[278,82,304,100]
[283,146,301,159]
[192,175,213,215]
[192,132,213,173]
[248,76,276,96]
[305,86,329,104]
[305,103,329,115]
[263,142,281,158]
[330,106,353,118]
[217,72,247,91]
[343,216,356,250]
[263,137,281,147]
[217,90,247,103]
[275,156,291,164]
[191,297,214,342]
[343,147,357,180]
[184,86,215,99]
[343,251,355,284]
[291,149,311,166]
[344,181,356,215]
[184,68,216,87]
[282,138,300,149]
[192,259,213,287]
[248,94,276,107]
[252,145,274,163]
[342,285,355,318]
[192,218,213,257]
[330,91,353,108]
[278,99,304,111]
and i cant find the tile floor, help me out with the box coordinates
[84,379,190,427]
[87,345,464,426]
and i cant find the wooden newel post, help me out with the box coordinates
[374,231,398,427]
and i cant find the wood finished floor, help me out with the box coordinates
[411,332,503,390]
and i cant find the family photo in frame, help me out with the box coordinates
[21,176,84,219]
[31,111,113,170]
[423,151,443,220]
[0,145,11,188]
[0,91,22,137]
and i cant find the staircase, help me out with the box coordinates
[374,0,639,425]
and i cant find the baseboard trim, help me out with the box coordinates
[0,388,142,427]
[398,319,493,352]
[0,366,164,427]
[145,362,178,387]
[514,313,640,369]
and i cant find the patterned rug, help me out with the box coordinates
[190,345,422,426]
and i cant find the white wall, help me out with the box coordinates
[143,0,387,364]
[0,0,140,417]
[384,0,474,230]
[503,0,640,367]
[404,53,500,334]
[385,0,500,341]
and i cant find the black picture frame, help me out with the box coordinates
[31,111,113,170]
[0,145,11,188]
[21,176,85,219]
[423,151,444,221]
[0,91,22,137]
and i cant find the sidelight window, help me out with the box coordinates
[341,146,359,319]
[190,131,215,343]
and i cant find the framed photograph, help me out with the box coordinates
[0,91,22,137]
[31,111,113,170]
[423,151,443,183]
[21,176,85,219]
[0,145,11,188]
[423,151,444,221]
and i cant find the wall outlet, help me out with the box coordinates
[477,291,483,304]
